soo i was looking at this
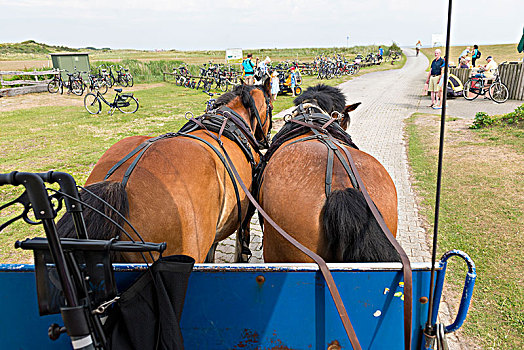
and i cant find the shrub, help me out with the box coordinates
[470,104,524,129]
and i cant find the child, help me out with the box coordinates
[271,71,279,101]
[290,67,297,97]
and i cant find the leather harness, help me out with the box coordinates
[104,89,273,257]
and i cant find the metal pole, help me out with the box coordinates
[425,0,453,341]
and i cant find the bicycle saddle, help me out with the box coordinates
[114,88,123,93]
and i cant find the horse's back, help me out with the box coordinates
[261,137,398,262]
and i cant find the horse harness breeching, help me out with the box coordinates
[103,90,273,259]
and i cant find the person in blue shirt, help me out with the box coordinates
[378,46,384,60]
[242,53,255,85]
[425,49,445,107]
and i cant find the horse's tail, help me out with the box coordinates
[322,188,400,262]
[57,181,129,240]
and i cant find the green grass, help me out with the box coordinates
[406,113,523,349]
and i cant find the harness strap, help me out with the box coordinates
[331,137,413,350]
[104,133,177,181]
[218,107,263,155]
[176,132,247,257]
[326,146,334,196]
[218,142,362,350]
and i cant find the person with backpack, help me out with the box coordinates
[242,53,255,85]
[471,45,481,67]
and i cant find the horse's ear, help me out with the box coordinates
[344,102,361,113]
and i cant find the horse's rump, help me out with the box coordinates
[260,138,398,263]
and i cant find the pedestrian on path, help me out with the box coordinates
[270,71,279,101]
[425,49,445,108]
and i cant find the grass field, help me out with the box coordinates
[0,40,399,71]
[0,53,406,262]
[406,112,523,349]
[420,43,524,67]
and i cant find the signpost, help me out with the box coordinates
[225,48,243,64]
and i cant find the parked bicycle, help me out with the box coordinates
[84,88,139,115]
[47,70,84,96]
[463,68,508,103]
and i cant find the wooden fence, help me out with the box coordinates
[0,70,56,97]
[450,61,524,100]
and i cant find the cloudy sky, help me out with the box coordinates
[1,0,522,50]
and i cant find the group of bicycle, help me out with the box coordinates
[172,63,240,92]
[47,64,134,97]
[46,64,139,115]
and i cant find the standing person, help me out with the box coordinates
[425,49,445,108]
[471,45,480,67]
[434,56,449,109]
[290,67,297,97]
[270,71,280,101]
[378,46,384,60]
[415,40,422,56]
[257,57,271,81]
[458,46,470,66]
[242,53,255,85]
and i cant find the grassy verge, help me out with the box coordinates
[406,113,523,349]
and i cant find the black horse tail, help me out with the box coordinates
[57,181,129,240]
[322,188,400,262]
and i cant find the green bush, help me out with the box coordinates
[470,104,524,129]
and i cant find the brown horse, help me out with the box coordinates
[58,81,272,263]
[258,84,400,263]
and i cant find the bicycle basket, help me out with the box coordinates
[26,237,117,316]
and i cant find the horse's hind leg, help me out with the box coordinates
[205,243,218,263]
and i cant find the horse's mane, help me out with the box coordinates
[266,85,357,157]
[214,83,267,111]
[293,84,346,114]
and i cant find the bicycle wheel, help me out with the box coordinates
[117,96,139,114]
[489,82,509,103]
[97,80,108,95]
[84,93,101,114]
[219,80,228,92]
[463,79,480,100]
[72,80,84,96]
[106,76,114,88]
[47,79,60,93]
[127,75,134,87]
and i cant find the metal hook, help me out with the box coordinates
[184,111,194,120]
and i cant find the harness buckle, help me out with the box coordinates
[184,111,194,120]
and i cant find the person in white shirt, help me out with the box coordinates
[482,56,498,79]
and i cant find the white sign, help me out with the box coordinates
[226,48,243,63]
[431,34,445,47]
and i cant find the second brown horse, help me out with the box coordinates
[258,84,400,263]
